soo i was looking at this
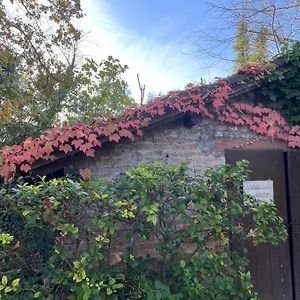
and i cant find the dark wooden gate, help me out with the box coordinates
[225,149,294,300]
[287,150,300,300]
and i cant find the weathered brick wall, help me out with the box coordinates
[69,117,287,179]
[65,116,287,262]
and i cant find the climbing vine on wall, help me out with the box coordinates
[258,42,300,125]
[0,70,300,180]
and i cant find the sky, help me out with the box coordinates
[80,0,233,101]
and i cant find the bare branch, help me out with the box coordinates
[137,73,145,105]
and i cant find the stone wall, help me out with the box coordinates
[69,116,287,179]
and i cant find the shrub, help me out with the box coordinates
[0,161,287,299]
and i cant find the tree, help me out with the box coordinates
[253,25,269,64]
[233,22,269,70]
[0,0,83,145]
[194,0,300,65]
[0,0,134,147]
[233,19,250,70]
[66,56,135,124]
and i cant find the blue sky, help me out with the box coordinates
[80,0,234,100]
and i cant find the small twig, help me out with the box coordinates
[137,74,145,105]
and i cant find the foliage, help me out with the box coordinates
[1,74,300,181]
[253,26,269,65]
[66,56,135,124]
[259,41,300,125]
[195,0,300,64]
[233,19,269,70]
[233,19,250,71]
[0,0,134,147]
[0,0,83,146]
[0,161,287,299]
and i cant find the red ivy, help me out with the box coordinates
[238,64,271,76]
[0,77,299,181]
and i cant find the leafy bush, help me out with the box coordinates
[0,161,287,299]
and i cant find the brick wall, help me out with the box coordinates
[68,116,287,179]
[60,115,287,263]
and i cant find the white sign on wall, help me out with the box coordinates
[243,180,274,203]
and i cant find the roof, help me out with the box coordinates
[0,64,299,180]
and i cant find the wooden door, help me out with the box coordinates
[225,149,293,300]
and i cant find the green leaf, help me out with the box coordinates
[34,291,42,298]
[11,278,20,287]
[1,276,7,286]
[4,286,12,293]
[22,210,30,216]
[180,260,186,268]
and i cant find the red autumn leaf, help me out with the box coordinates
[43,142,53,155]
[13,145,22,152]
[28,148,40,159]
[94,126,104,135]
[243,117,253,126]
[231,112,238,119]
[250,124,258,132]
[109,133,120,143]
[123,120,140,129]
[191,94,203,102]
[22,152,32,162]
[52,139,59,148]
[148,108,158,116]
[213,97,224,110]
[66,129,78,138]
[23,140,33,150]
[8,163,16,173]
[157,108,165,116]
[267,126,280,137]
[79,143,93,153]
[183,105,200,114]
[88,133,98,143]
[92,140,102,147]
[256,122,268,134]
[56,133,69,144]
[79,168,92,180]
[0,165,14,179]
[86,149,95,157]
[289,126,300,135]
[74,129,86,138]
[103,123,118,136]
[235,119,245,126]
[59,144,72,154]
[252,107,264,116]
[119,129,135,141]
[253,116,261,124]
[71,139,84,149]
[12,155,24,163]
[180,94,191,102]
[123,108,137,117]
[225,116,233,123]
[139,118,151,127]
[20,163,31,173]
[172,102,182,111]
[136,129,144,137]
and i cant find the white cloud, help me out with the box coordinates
[79,0,224,101]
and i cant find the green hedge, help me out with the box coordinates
[0,161,287,299]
